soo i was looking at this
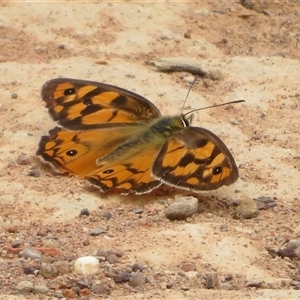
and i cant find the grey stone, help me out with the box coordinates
[32,284,49,294]
[129,272,146,287]
[39,262,58,279]
[89,226,107,236]
[19,248,42,260]
[234,196,259,219]
[206,272,220,289]
[165,196,198,220]
[246,279,264,288]
[15,281,33,294]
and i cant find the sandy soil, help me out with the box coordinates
[1,1,300,299]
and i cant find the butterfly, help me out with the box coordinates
[37,78,239,195]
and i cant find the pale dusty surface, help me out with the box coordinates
[0,1,300,299]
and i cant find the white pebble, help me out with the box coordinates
[74,256,100,275]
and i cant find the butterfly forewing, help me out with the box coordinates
[152,127,238,191]
[42,78,161,130]
[37,125,146,177]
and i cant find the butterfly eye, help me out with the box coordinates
[64,88,76,96]
[213,166,222,175]
[66,150,78,156]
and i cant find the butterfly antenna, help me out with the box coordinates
[183,99,245,118]
[181,76,199,114]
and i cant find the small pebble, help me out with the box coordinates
[15,281,33,294]
[74,256,100,275]
[182,75,195,84]
[234,196,259,219]
[286,239,300,250]
[114,272,131,284]
[165,196,198,220]
[54,260,70,275]
[39,262,58,279]
[89,226,107,236]
[63,288,76,298]
[181,261,196,272]
[132,208,144,214]
[103,211,112,220]
[229,117,239,125]
[129,272,146,287]
[91,281,110,294]
[28,169,41,177]
[225,274,233,281]
[19,248,42,260]
[184,29,192,39]
[77,277,93,288]
[22,263,40,275]
[251,134,260,140]
[16,153,31,165]
[79,208,90,217]
[11,93,18,99]
[132,262,147,272]
[246,279,264,288]
[254,196,277,210]
[206,272,220,289]
[32,284,49,294]
[107,254,119,264]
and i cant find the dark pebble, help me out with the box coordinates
[246,279,264,288]
[107,254,119,264]
[89,226,107,236]
[132,262,147,272]
[79,208,90,217]
[129,272,146,287]
[91,281,110,294]
[206,272,220,289]
[28,169,41,177]
[225,274,233,281]
[77,277,93,288]
[114,272,131,284]
[11,93,18,99]
[132,208,144,214]
[103,211,112,220]
[22,264,40,275]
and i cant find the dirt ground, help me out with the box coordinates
[1,1,300,299]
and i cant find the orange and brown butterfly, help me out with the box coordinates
[37,78,240,195]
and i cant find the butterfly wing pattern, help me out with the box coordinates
[37,78,239,194]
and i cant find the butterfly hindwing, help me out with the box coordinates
[42,78,161,130]
[86,146,162,194]
[152,127,238,191]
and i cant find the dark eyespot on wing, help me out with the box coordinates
[64,88,76,95]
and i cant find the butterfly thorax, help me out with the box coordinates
[96,115,188,167]
[148,115,188,139]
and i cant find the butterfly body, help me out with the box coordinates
[38,78,239,195]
